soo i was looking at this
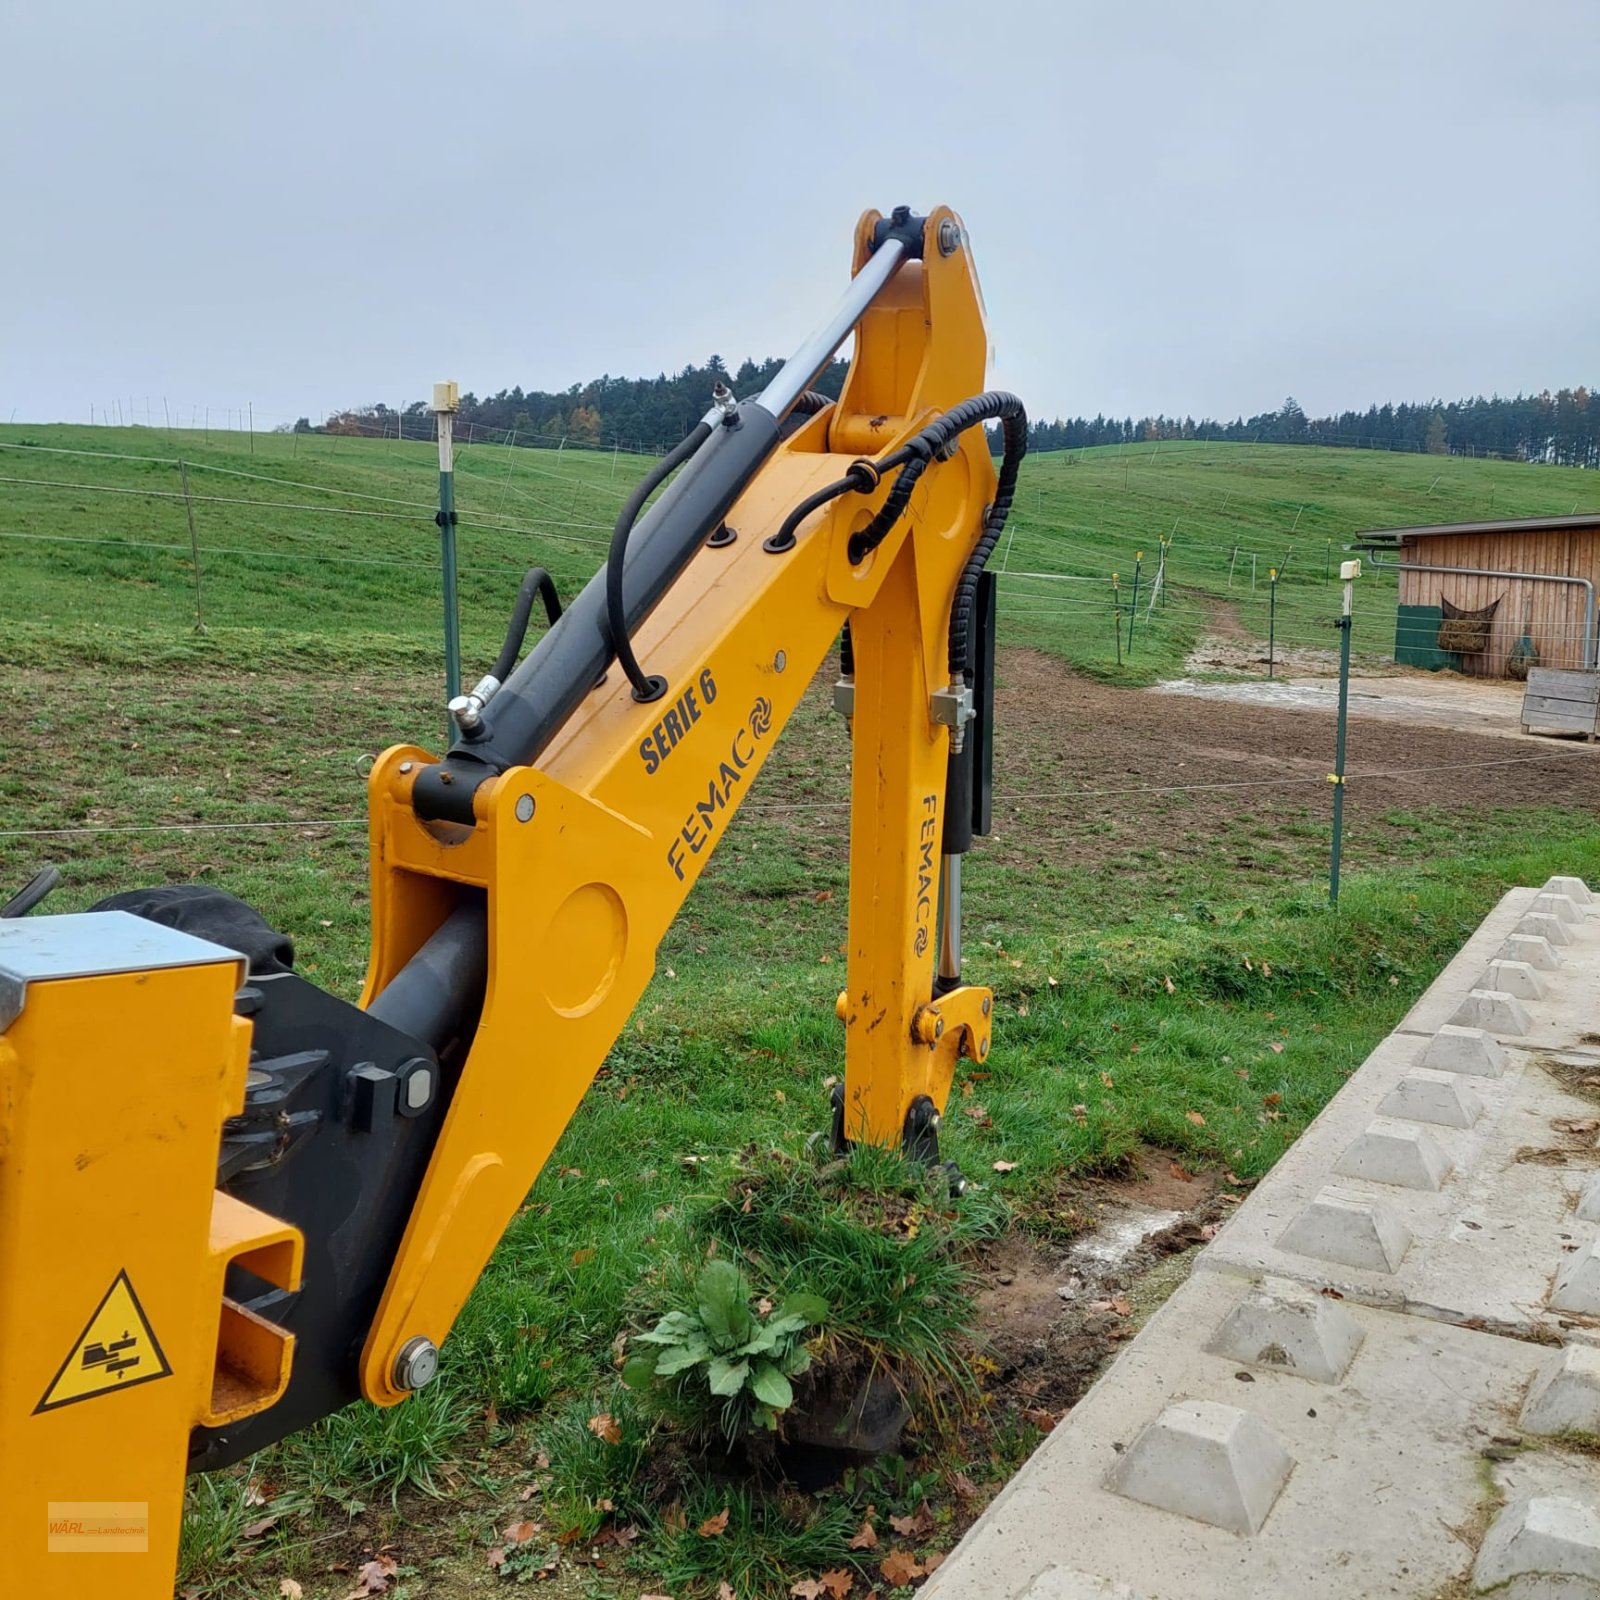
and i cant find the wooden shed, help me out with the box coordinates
[1359,514,1600,678]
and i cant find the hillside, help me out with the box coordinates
[2,424,1597,686]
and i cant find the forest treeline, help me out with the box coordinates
[303,366,1598,469]
[1023,388,1599,467]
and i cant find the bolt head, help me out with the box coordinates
[937,219,962,256]
[399,761,414,774]
[393,1336,439,1391]
[515,794,536,823]
[978,1038,989,1060]
[774,650,787,673]
[981,996,992,1016]
[933,1017,944,1039]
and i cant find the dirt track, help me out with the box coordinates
[983,650,1598,870]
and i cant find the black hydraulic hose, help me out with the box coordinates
[488,567,562,686]
[605,421,713,701]
[791,390,835,415]
[949,403,1028,679]
[848,391,1026,565]
[766,457,883,553]
[0,864,60,918]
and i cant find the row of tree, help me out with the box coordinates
[306,356,849,454]
[1013,388,1599,467]
[304,369,1598,469]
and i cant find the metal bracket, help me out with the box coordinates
[929,682,974,752]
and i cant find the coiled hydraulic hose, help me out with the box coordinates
[604,420,713,701]
[764,392,1028,679]
[847,391,1027,566]
[949,402,1027,679]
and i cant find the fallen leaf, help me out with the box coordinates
[1110,1295,1132,1316]
[663,1503,687,1533]
[992,1159,1018,1173]
[345,1555,398,1598]
[815,889,834,904]
[587,1413,622,1445]
[244,1484,269,1508]
[504,1520,540,1544]
[279,1583,305,1600]
[848,1516,879,1550]
[533,1449,550,1470]
[821,1568,856,1596]
[889,1503,935,1538]
[1022,1407,1057,1431]
[485,1549,507,1570]
[950,1471,979,1502]
[1268,1042,1285,1054]
[880,1550,924,1586]
[641,1594,676,1600]
[1184,1110,1206,1126]
[1262,1092,1283,1107]
[571,1247,595,1267]
[792,1582,826,1599]
[698,1508,730,1538]
[243,1515,279,1538]
[1163,975,1176,994]
[1169,1161,1193,1182]
[720,1584,737,1600]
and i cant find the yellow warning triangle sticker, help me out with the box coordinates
[34,1269,172,1413]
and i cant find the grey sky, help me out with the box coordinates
[4,1,1596,431]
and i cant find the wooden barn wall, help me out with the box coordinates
[1395,526,1600,676]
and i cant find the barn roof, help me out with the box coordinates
[1356,512,1600,547]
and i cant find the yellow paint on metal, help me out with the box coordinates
[1,955,303,1596]
[358,205,1002,1405]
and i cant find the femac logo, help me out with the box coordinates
[667,694,774,881]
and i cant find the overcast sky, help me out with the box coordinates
[3,1,1596,431]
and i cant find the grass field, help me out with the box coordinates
[5,423,1597,683]
[2,425,1598,1598]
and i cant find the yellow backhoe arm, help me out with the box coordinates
[0,205,1024,1597]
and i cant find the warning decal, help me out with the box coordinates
[34,1269,172,1413]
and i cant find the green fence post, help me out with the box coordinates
[178,459,205,633]
[433,382,462,745]
[1112,573,1122,668]
[1330,559,1361,907]
[1127,551,1143,656]
[1268,569,1278,678]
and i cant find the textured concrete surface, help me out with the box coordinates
[1378,1068,1483,1128]
[1519,1345,1600,1435]
[925,881,1600,1599]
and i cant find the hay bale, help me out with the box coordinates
[1437,593,1501,655]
